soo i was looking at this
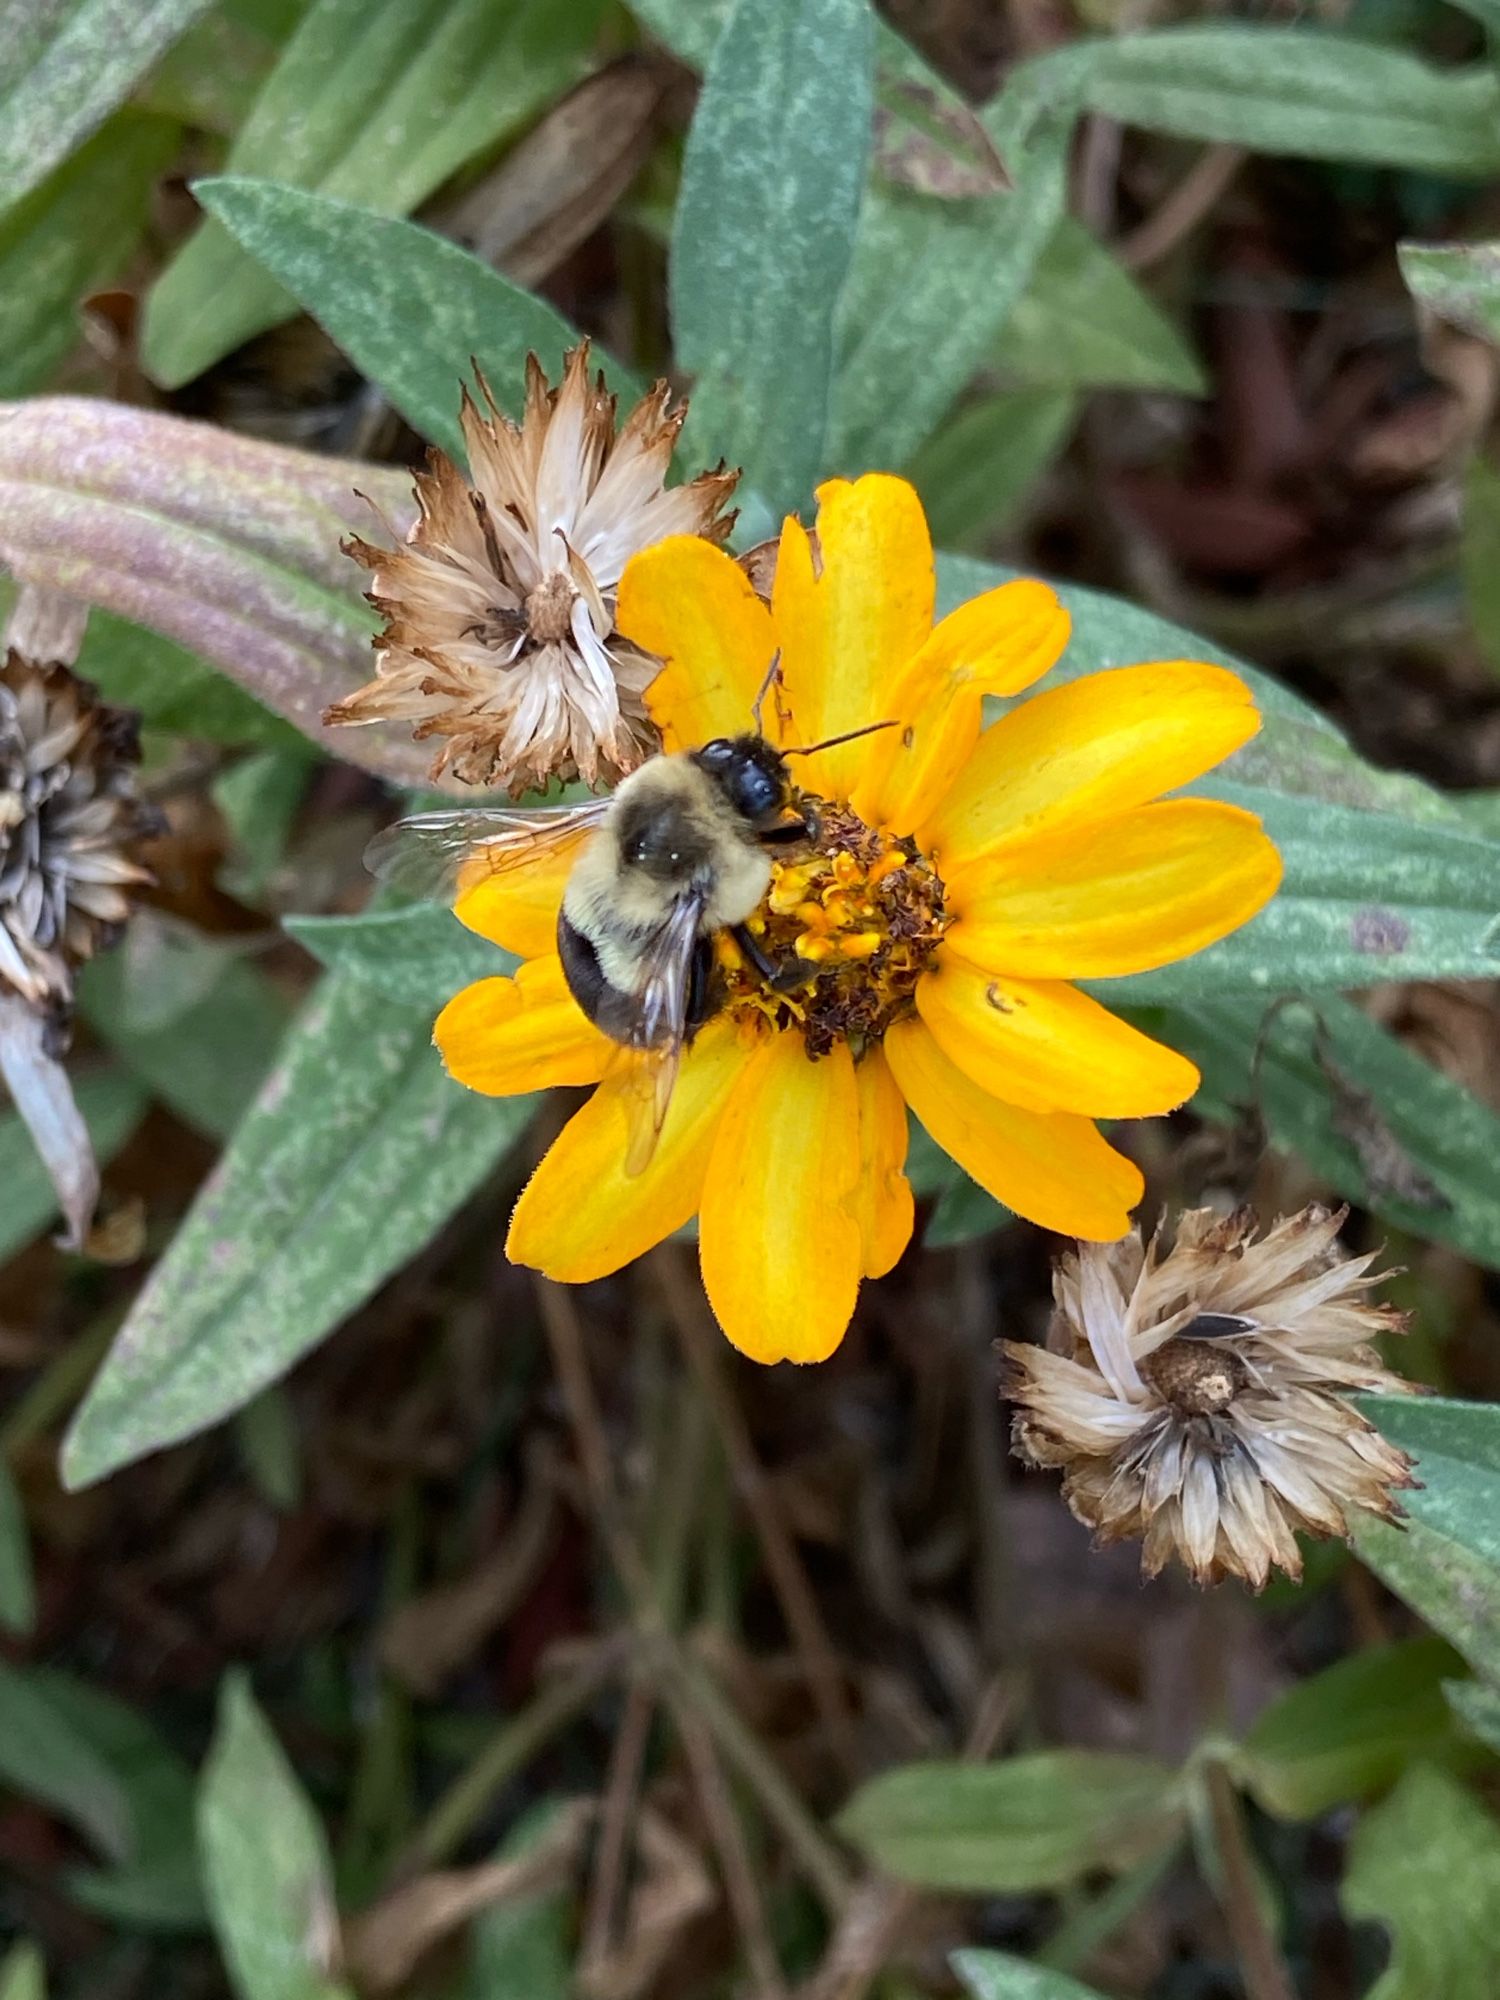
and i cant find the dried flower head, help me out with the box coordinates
[0,648,153,1036]
[1004,1206,1418,1588]
[328,343,738,792]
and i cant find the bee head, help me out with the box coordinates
[695,735,794,827]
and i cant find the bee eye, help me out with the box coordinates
[732,766,780,818]
[699,739,732,771]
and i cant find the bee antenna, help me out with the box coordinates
[783,718,900,758]
[751,651,782,739]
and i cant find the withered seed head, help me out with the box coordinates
[1003,1206,1420,1590]
[0,649,154,1043]
[326,342,739,795]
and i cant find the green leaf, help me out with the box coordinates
[0,1664,199,1919]
[1342,1764,1500,1999]
[460,1802,573,2000]
[1160,993,1500,1267]
[1444,1678,1500,1757]
[0,110,180,398]
[905,390,1078,551]
[0,1944,45,2000]
[1029,30,1500,177]
[623,0,729,67]
[1399,240,1500,343]
[142,0,605,386]
[1103,784,1500,1002]
[1002,217,1206,394]
[953,1953,1108,2000]
[0,1659,133,1856]
[0,1065,147,1264]
[137,3,292,134]
[924,1169,1011,1247]
[81,932,293,1144]
[1235,1637,1472,1821]
[234,1386,303,1512]
[670,0,873,514]
[0,1458,34,1636]
[1352,1400,1500,1681]
[195,178,629,462]
[934,550,1324,727]
[285,903,510,1011]
[213,751,313,900]
[48,1671,205,1931]
[829,100,1072,472]
[1461,455,1500,678]
[0,0,211,210]
[199,1674,353,2000]
[836,1751,1181,1893]
[61,973,535,1488]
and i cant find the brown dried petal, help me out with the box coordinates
[1006,1207,1419,1589]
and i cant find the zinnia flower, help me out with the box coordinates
[1004,1206,1418,1587]
[434,474,1282,1362]
[328,343,738,792]
[0,647,153,1031]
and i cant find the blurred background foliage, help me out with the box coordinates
[6,0,1500,1994]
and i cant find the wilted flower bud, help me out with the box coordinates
[0,648,153,1038]
[327,343,738,793]
[1003,1206,1418,1589]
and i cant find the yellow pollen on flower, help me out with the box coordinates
[714,800,950,1057]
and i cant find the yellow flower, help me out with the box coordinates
[435,475,1282,1364]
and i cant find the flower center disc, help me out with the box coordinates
[717,801,949,1057]
[525,571,577,642]
[1139,1338,1248,1417]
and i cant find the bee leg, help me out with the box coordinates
[759,812,816,846]
[686,935,716,1031]
[730,923,810,993]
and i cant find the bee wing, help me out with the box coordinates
[606,889,709,1179]
[365,800,612,904]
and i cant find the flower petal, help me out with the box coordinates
[921,661,1262,872]
[855,1049,914,1278]
[916,953,1200,1117]
[699,1033,863,1364]
[455,834,590,957]
[946,798,1282,979]
[435,957,610,1096]
[772,475,935,798]
[885,1017,1142,1240]
[616,535,777,749]
[507,1017,749,1282]
[851,579,1069,833]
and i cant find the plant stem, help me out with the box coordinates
[651,1245,860,1775]
[400,1646,619,1871]
[1203,1758,1298,2000]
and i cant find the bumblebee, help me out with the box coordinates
[368,724,881,1173]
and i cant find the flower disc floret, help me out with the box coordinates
[720,802,950,1055]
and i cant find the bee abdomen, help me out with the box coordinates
[557,910,642,1043]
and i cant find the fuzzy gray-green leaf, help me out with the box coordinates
[62,973,534,1487]
[286,904,511,1012]
[671,0,874,514]
[1353,1398,1500,1681]
[1342,1764,1500,1999]
[196,178,631,462]
[142,0,606,386]
[0,111,179,398]
[0,0,211,209]
[198,1674,352,2000]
